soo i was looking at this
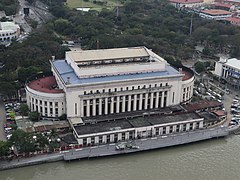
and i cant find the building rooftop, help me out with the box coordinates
[52,59,182,85]
[225,17,240,23]
[0,21,20,31]
[182,69,194,81]
[182,100,222,112]
[225,58,240,70]
[201,9,232,15]
[169,0,203,4]
[74,112,202,135]
[27,76,64,94]
[213,3,232,9]
[66,47,151,63]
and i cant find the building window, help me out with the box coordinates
[75,103,77,115]
[44,101,47,106]
[55,102,58,107]
[84,91,86,95]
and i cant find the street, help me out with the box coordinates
[0,100,6,141]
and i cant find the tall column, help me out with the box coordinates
[93,99,96,116]
[99,98,102,115]
[144,93,148,109]
[155,92,159,108]
[161,91,164,107]
[133,94,137,111]
[166,91,170,106]
[122,96,126,112]
[139,94,143,110]
[80,99,84,117]
[116,96,120,113]
[105,97,108,115]
[150,92,154,109]
[128,95,131,112]
[111,97,114,114]
[87,100,90,117]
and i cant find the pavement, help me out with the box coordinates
[0,100,6,141]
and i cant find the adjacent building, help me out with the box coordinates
[214,57,240,89]
[0,21,20,43]
[169,0,204,8]
[199,9,232,20]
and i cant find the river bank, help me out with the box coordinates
[0,126,230,171]
[0,153,63,171]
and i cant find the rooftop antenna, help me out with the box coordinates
[96,39,99,49]
[66,77,71,84]
[189,14,193,36]
[116,0,119,17]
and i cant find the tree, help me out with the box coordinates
[0,141,11,157]
[19,103,29,116]
[10,129,36,153]
[195,61,205,73]
[29,111,40,122]
[36,133,49,150]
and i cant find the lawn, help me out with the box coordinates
[66,0,121,9]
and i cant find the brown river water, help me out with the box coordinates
[0,134,240,180]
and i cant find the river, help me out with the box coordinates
[0,134,240,180]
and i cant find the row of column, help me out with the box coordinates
[81,91,168,117]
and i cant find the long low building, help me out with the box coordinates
[26,47,195,120]
[72,112,222,147]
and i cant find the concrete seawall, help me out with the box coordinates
[63,126,229,161]
[0,153,63,171]
[0,126,229,171]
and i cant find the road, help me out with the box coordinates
[13,0,53,35]
[0,99,6,141]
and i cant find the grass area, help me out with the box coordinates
[66,0,121,10]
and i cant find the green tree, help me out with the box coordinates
[195,61,205,73]
[36,133,49,150]
[29,111,40,122]
[19,104,29,116]
[10,129,36,153]
[0,141,11,157]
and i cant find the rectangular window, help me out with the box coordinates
[55,102,58,107]
[75,103,77,115]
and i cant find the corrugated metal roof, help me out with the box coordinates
[52,60,181,85]
[66,47,150,62]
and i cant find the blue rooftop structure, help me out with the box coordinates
[52,60,181,85]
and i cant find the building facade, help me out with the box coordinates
[214,57,240,89]
[26,47,195,119]
[73,113,204,146]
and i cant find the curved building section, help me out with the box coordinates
[181,67,195,104]
[26,76,66,118]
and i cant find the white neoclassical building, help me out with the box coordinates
[0,22,20,43]
[26,47,195,121]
